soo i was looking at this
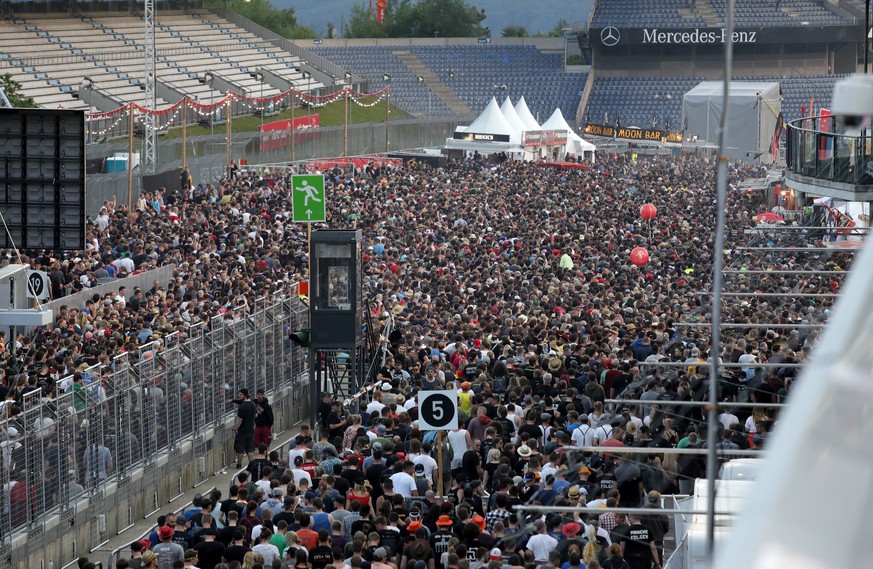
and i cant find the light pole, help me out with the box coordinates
[301,70,312,127]
[199,72,215,141]
[345,70,353,140]
[418,75,432,117]
[383,73,391,153]
[343,71,352,156]
[493,83,507,106]
[250,70,265,132]
[82,76,93,143]
[654,91,672,131]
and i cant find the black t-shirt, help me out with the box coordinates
[611,373,632,397]
[318,401,332,429]
[237,400,256,433]
[621,523,653,561]
[366,463,388,498]
[517,423,541,442]
[217,523,239,546]
[309,544,333,569]
[461,450,480,482]
[223,544,251,564]
[430,529,454,560]
[273,511,296,527]
[327,411,344,440]
[171,530,192,550]
[194,539,226,569]
[342,468,365,488]
[616,470,643,507]
[247,458,271,481]
[379,528,402,557]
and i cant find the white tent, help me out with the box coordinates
[500,97,526,143]
[446,97,531,157]
[454,97,517,143]
[541,108,596,160]
[514,96,541,131]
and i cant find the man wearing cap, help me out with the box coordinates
[430,515,455,566]
[128,540,146,569]
[570,414,595,450]
[327,400,346,443]
[371,547,394,569]
[152,525,185,569]
[554,522,585,563]
[194,522,225,569]
[457,382,473,416]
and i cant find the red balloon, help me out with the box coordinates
[630,247,649,266]
[641,203,657,220]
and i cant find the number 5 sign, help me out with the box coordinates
[418,390,459,431]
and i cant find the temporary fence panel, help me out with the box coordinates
[0,292,309,568]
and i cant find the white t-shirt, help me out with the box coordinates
[252,543,281,567]
[389,472,418,498]
[593,424,613,444]
[288,447,306,467]
[526,533,558,562]
[291,468,312,487]
[412,453,438,484]
[365,401,385,417]
[719,413,739,430]
[571,424,595,447]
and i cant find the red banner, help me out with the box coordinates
[259,115,321,150]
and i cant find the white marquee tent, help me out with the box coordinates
[514,96,541,131]
[445,98,594,161]
[541,108,596,161]
[500,97,527,142]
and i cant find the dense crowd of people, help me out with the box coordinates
[2,149,853,569]
[71,150,850,569]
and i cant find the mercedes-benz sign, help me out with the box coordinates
[601,26,620,47]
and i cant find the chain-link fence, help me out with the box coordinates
[85,118,464,215]
[0,291,308,568]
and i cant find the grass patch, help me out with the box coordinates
[160,99,408,140]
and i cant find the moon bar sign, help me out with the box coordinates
[584,123,684,143]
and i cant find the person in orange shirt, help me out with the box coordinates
[296,513,319,550]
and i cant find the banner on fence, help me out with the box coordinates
[259,115,321,150]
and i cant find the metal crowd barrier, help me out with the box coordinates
[0,291,309,567]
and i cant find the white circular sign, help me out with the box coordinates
[417,390,459,431]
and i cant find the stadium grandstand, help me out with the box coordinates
[580,0,867,148]
[0,8,326,112]
[310,42,588,121]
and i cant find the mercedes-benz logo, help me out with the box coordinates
[601,26,620,47]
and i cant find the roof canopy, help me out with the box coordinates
[500,97,526,142]
[514,96,541,131]
[457,97,518,143]
[541,108,596,154]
